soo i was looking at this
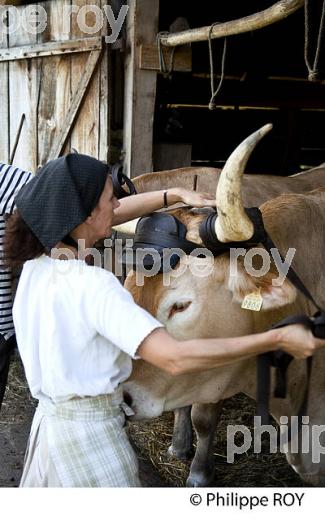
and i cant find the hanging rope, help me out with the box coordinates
[208,22,227,110]
[156,31,176,78]
[304,0,325,81]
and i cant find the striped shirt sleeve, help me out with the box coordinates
[0,162,33,339]
[0,162,33,214]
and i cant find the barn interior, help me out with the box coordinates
[2,1,324,177]
[112,0,325,176]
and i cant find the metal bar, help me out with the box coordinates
[9,113,25,165]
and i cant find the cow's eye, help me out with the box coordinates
[168,300,192,319]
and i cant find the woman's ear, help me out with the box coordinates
[85,209,96,224]
[84,215,93,225]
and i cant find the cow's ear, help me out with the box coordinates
[228,267,297,311]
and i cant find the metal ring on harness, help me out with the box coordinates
[111,164,137,199]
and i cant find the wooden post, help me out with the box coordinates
[123,0,159,178]
[99,0,110,164]
[0,11,9,162]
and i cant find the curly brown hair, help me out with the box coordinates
[2,210,45,269]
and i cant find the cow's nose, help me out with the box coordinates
[123,390,133,407]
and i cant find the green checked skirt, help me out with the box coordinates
[20,388,141,487]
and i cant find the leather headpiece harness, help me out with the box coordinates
[111,163,137,199]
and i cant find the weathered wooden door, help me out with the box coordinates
[0,0,110,172]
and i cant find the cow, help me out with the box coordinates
[133,163,325,204]
[129,159,325,469]
[122,124,325,487]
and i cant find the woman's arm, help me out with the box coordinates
[137,324,323,376]
[113,188,215,226]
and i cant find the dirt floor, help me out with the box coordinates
[0,352,308,488]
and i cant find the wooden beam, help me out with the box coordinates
[123,0,159,178]
[160,0,304,47]
[139,44,191,72]
[163,76,325,110]
[48,49,102,160]
[0,36,103,62]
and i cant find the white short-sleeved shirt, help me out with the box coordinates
[13,255,162,402]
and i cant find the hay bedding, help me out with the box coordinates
[1,354,305,487]
[127,393,305,487]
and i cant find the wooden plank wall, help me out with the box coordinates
[70,0,101,157]
[1,0,109,172]
[37,0,72,166]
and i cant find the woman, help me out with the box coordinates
[4,153,325,487]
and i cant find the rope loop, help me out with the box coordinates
[156,31,176,78]
[304,0,325,82]
[208,22,227,110]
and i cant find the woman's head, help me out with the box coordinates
[14,154,110,251]
[3,154,119,268]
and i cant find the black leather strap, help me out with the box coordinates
[62,234,79,250]
[251,219,325,442]
[111,164,137,199]
[257,310,325,442]
[261,233,321,312]
[311,310,325,339]
[257,314,312,422]
[199,207,268,256]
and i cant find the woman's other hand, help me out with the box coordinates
[277,324,325,359]
[170,188,216,208]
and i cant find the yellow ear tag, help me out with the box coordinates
[241,289,263,312]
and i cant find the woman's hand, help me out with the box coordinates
[169,188,216,208]
[277,324,325,359]
[113,188,216,226]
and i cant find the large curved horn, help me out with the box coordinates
[112,218,139,235]
[214,123,273,243]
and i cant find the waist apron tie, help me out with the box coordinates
[20,389,140,488]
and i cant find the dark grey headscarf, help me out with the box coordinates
[15,154,109,250]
